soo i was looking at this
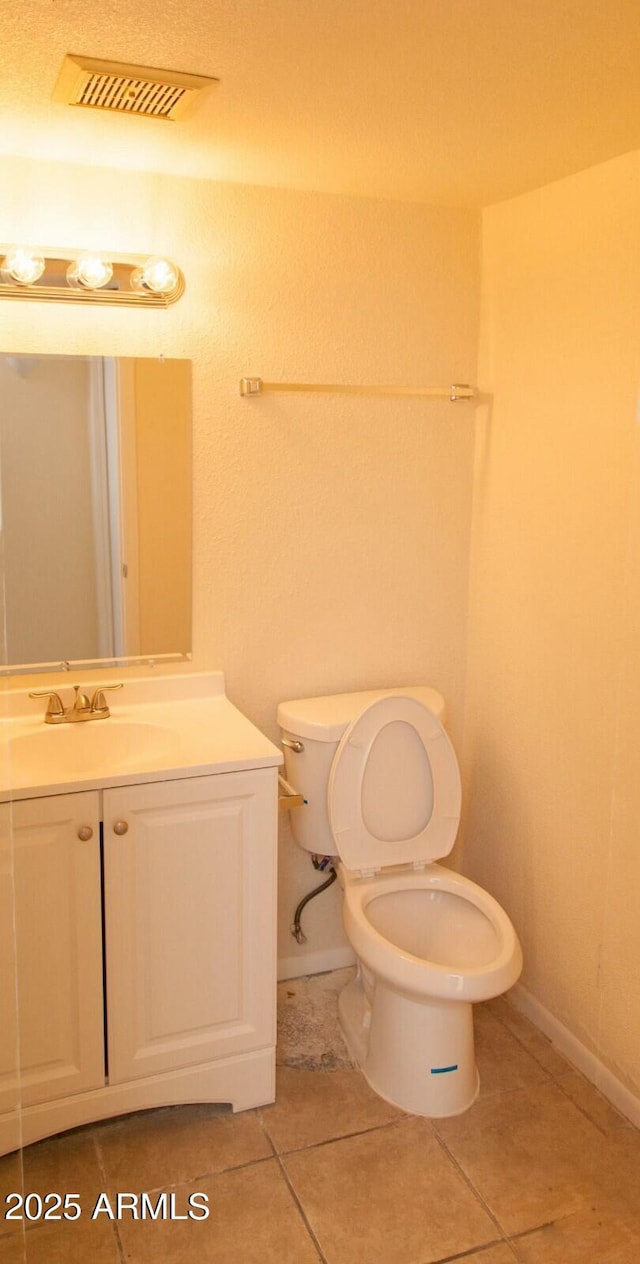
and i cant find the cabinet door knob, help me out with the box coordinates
[113,820,129,836]
[77,825,93,842]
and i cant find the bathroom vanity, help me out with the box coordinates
[0,673,282,1156]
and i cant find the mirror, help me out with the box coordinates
[0,353,192,672]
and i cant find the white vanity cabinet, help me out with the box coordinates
[0,762,278,1156]
[0,792,105,1119]
[103,770,277,1085]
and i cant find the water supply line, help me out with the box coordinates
[291,855,337,944]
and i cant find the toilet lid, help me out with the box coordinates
[328,694,461,874]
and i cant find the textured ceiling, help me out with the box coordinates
[4,0,640,207]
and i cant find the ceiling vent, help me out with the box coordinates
[52,54,218,121]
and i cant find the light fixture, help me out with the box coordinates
[1,246,46,286]
[66,252,114,290]
[0,245,184,307]
[130,256,180,295]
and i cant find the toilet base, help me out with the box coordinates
[338,972,480,1117]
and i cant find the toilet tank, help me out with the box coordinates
[277,686,445,857]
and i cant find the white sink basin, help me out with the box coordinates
[0,672,282,799]
[8,721,181,784]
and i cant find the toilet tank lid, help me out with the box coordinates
[277,685,445,743]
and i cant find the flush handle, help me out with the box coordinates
[282,737,304,753]
[113,820,129,836]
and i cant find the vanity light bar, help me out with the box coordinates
[0,246,184,308]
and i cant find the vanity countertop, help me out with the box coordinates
[0,672,282,802]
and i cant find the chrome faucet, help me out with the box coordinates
[29,683,124,724]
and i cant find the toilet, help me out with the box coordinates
[277,686,523,1117]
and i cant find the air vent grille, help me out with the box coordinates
[78,73,187,118]
[53,55,217,121]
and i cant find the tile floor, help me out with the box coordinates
[1,980,640,1262]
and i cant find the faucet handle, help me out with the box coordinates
[29,690,65,720]
[90,683,124,715]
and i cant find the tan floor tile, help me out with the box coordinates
[0,1154,21,1224]
[484,998,570,1077]
[456,1248,519,1264]
[117,1158,321,1263]
[474,1007,550,1097]
[593,1126,640,1219]
[0,1131,105,1235]
[556,1070,633,1134]
[434,1081,606,1236]
[0,1237,23,1263]
[95,1103,272,1195]
[513,1197,640,1263]
[283,1116,497,1264]
[260,1065,404,1152]
[0,1216,120,1263]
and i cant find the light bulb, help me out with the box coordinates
[1,247,46,286]
[67,253,113,290]
[131,256,179,295]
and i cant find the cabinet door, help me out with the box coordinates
[0,792,105,1114]
[0,806,20,1118]
[103,769,277,1085]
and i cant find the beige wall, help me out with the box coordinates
[0,155,480,969]
[462,150,640,1096]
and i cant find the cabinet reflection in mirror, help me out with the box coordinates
[0,354,191,670]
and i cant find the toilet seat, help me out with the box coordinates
[342,862,523,1004]
[328,694,461,874]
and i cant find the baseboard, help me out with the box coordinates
[510,983,640,1129]
[277,944,356,982]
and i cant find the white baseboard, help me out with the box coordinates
[277,944,356,982]
[511,983,640,1130]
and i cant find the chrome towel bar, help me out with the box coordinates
[240,377,475,403]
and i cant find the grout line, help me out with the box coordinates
[0,1228,27,1245]
[486,1000,575,1083]
[483,1004,558,1078]
[433,1078,550,1114]
[427,1238,520,1263]
[552,1070,630,1137]
[552,1075,609,1135]
[91,1104,283,1194]
[274,1152,328,1264]
[112,1210,127,1262]
[92,1128,126,1263]
[431,1118,608,1264]
[505,1212,588,1259]
[431,1125,510,1244]
[255,1103,280,1157]
[107,1152,276,1200]
[509,1215,567,1240]
[481,1008,628,1140]
[260,1111,417,1158]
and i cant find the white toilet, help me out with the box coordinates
[278,686,523,1117]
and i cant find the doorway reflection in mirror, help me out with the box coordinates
[0,354,192,671]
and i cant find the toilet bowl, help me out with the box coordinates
[277,687,523,1117]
